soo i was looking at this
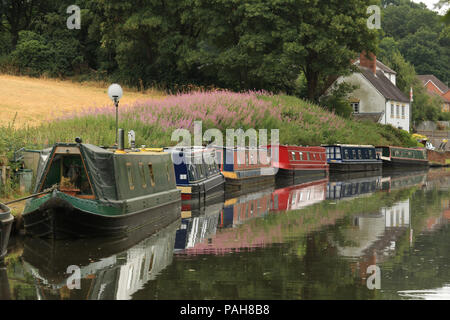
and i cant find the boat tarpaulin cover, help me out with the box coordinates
[33,147,53,193]
[80,144,118,200]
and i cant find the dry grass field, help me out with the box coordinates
[0,74,164,127]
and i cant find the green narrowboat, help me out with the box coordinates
[376,146,429,169]
[23,142,181,239]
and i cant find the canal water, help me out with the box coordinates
[1,168,449,300]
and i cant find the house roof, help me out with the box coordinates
[352,112,385,123]
[418,75,449,94]
[376,61,397,75]
[359,66,410,103]
[354,58,397,75]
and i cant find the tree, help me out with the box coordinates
[378,37,442,124]
[284,0,380,100]
[0,0,55,47]
[189,0,379,100]
[382,1,450,87]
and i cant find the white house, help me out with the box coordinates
[327,52,411,132]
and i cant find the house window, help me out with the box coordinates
[396,105,400,118]
[391,104,394,118]
[402,105,405,119]
[351,102,360,113]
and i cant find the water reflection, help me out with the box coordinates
[398,285,450,300]
[2,168,450,300]
[332,199,411,267]
[21,220,179,300]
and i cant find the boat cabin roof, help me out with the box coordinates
[376,145,425,150]
[322,144,375,148]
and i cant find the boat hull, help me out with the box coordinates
[329,162,382,173]
[276,168,328,187]
[224,169,275,199]
[179,174,225,203]
[382,158,429,169]
[23,191,181,239]
[0,204,14,260]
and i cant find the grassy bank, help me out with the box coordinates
[0,91,418,151]
[0,90,418,199]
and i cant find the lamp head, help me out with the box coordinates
[108,84,123,102]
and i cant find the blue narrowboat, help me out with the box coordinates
[326,175,382,201]
[323,144,382,173]
[165,147,225,202]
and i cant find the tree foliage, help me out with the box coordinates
[381,0,450,85]
[0,0,380,100]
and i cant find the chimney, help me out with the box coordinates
[360,51,377,75]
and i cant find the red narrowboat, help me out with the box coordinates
[271,178,328,212]
[267,145,329,184]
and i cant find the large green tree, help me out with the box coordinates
[378,37,443,123]
[382,0,450,86]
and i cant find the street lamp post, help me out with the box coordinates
[108,84,123,146]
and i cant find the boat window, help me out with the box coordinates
[148,163,156,187]
[358,150,362,159]
[139,162,147,188]
[126,162,135,191]
[352,150,356,159]
[148,253,154,273]
[326,147,332,159]
[306,152,310,160]
[335,148,341,159]
[166,163,171,182]
[188,164,196,181]
[39,153,91,196]
[198,163,205,178]
[299,152,303,160]
[291,151,296,160]
[344,149,349,159]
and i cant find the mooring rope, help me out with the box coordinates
[4,185,58,206]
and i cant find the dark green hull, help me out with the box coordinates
[23,190,180,239]
[382,158,429,169]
